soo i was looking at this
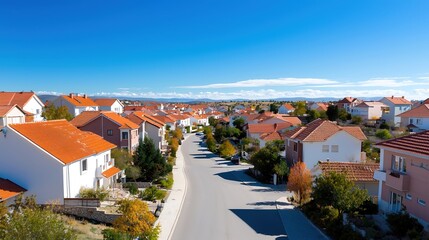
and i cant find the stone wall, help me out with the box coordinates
[55,206,121,224]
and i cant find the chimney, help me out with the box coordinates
[402,96,404,99]
[391,95,394,99]
[69,93,74,98]
[83,94,87,99]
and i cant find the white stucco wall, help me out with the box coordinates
[146,123,162,150]
[0,107,25,126]
[23,96,45,121]
[302,131,362,169]
[0,127,65,204]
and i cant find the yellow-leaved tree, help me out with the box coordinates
[219,140,236,158]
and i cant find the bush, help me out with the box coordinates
[379,122,390,130]
[375,129,392,139]
[160,173,174,189]
[387,212,423,238]
[124,183,139,195]
[356,200,378,215]
[167,156,176,166]
[79,187,109,201]
[141,186,167,201]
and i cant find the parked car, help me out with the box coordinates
[231,154,240,165]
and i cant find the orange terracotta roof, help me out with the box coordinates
[376,130,429,156]
[94,98,121,107]
[127,112,164,128]
[0,92,38,108]
[102,166,121,178]
[398,104,429,118]
[260,131,283,141]
[282,103,295,110]
[169,114,190,120]
[284,119,366,142]
[248,122,292,134]
[71,111,139,129]
[10,120,116,164]
[0,104,25,117]
[0,178,26,201]
[61,95,98,107]
[152,115,176,124]
[338,97,357,104]
[318,162,379,182]
[382,96,412,105]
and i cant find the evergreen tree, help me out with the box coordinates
[134,138,171,182]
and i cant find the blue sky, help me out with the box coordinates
[1,1,429,100]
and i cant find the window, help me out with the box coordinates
[122,131,129,140]
[322,145,329,152]
[331,145,339,152]
[418,199,426,206]
[391,155,406,173]
[410,119,414,124]
[81,159,87,174]
[406,193,412,200]
[416,119,422,125]
[107,129,113,136]
[293,142,298,152]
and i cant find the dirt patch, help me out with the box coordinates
[62,215,109,240]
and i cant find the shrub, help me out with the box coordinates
[124,183,139,195]
[167,156,176,166]
[387,212,423,238]
[379,122,390,130]
[141,186,166,201]
[356,200,378,215]
[375,129,392,139]
[160,173,174,189]
[79,187,109,201]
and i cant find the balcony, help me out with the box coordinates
[386,170,410,192]
[373,169,386,182]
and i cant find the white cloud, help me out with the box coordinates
[316,78,429,88]
[176,78,338,89]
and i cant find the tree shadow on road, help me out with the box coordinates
[215,169,286,192]
[189,153,217,159]
[246,201,277,206]
[230,209,287,237]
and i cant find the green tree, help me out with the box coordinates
[312,172,369,213]
[112,199,159,239]
[293,101,307,116]
[338,108,350,121]
[319,110,328,120]
[225,126,241,138]
[249,144,281,181]
[274,160,289,183]
[269,103,280,113]
[208,116,219,127]
[42,104,73,121]
[351,115,362,125]
[219,140,236,158]
[326,105,339,121]
[214,124,226,143]
[134,138,172,182]
[126,165,141,182]
[375,129,392,140]
[232,117,245,131]
[306,110,320,122]
[0,196,76,240]
[206,134,217,152]
[172,128,183,140]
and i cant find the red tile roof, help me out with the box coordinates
[71,111,139,129]
[248,122,292,134]
[282,103,295,110]
[318,161,379,182]
[398,104,429,118]
[152,115,176,124]
[61,94,98,107]
[284,119,366,142]
[0,92,38,107]
[102,166,121,178]
[260,131,283,141]
[10,120,116,164]
[0,178,26,201]
[382,96,412,105]
[127,112,164,128]
[94,98,121,107]
[376,130,429,156]
[338,97,357,104]
[0,104,25,117]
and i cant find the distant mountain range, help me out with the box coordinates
[38,94,384,104]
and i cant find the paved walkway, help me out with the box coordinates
[276,196,330,239]
[156,135,188,240]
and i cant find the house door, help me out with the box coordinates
[96,179,101,189]
[389,192,403,212]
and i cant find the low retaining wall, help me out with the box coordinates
[55,206,121,224]
[64,198,100,207]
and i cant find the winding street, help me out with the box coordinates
[171,134,288,240]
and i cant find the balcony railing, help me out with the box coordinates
[386,170,410,192]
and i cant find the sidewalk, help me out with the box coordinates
[276,196,330,240]
[155,136,188,240]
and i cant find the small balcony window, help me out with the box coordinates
[81,159,87,174]
[418,198,426,206]
[391,155,406,173]
[122,131,129,140]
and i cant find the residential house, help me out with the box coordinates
[284,119,367,170]
[278,103,295,114]
[350,101,388,121]
[152,115,177,131]
[170,114,191,128]
[94,98,124,114]
[313,161,379,200]
[71,111,139,153]
[374,131,429,227]
[190,114,209,126]
[309,102,328,112]
[337,97,361,113]
[0,104,26,127]
[380,96,412,126]
[126,112,167,151]
[0,91,45,121]
[0,120,119,204]
[0,178,26,206]
[397,103,429,133]
[123,105,155,116]
[53,93,99,117]
[247,122,292,148]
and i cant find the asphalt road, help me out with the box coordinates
[171,134,288,240]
